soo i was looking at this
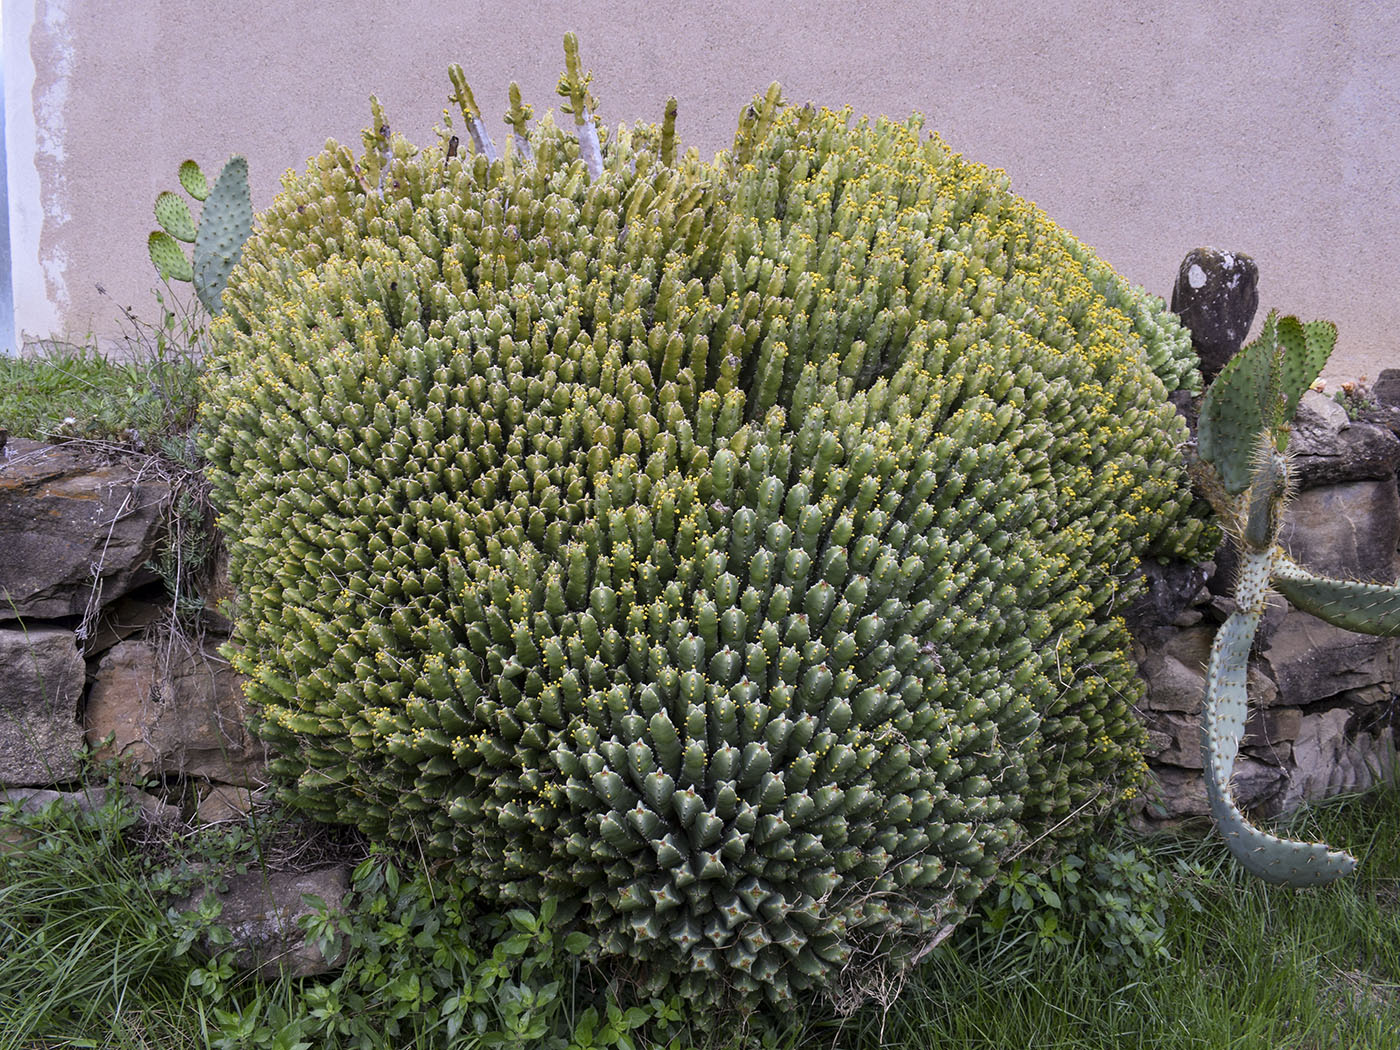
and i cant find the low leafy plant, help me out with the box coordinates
[1332,379,1377,421]
[181,845,701,1050]
[0,290,206,448]
[973,835,1200,974]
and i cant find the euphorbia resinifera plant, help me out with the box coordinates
[199,37,1211,1013]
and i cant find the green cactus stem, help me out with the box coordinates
[154,191,198,242]
[448,64,500,163]
[660,97,678,167]
[1203,550,1358,886]
[505,82,535,163]
[1273,555,1400,636]
[1197,311,1334,496]
[359,95,392,192]
[1194,311,1400,887]
[557,32,602,178]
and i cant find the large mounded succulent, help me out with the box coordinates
[200,41,1210,1012]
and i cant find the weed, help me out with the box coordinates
[0,777,197,1049]
[1333,378,1378,421]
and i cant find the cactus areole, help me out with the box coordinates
[199,42,1211,1012]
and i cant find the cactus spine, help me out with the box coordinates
[149,155,254,314]
[1195,311,1400,886]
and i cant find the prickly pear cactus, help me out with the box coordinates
[148,156,254,314]
[200,44,1210,1013]
[1195,311,1400,886]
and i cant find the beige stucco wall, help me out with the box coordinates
[8,0,1399,379]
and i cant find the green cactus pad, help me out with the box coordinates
[1274,556,1400,636]
[154,191,198,243]
[179,159,209,201]
[1199,311,1334,494]
[1275,316,1336,437]
[200,80,1209,1014]
[193,156,253,314]
[1202,599,1357,887]
[1199,311,1280,494]
[147,230,194,282]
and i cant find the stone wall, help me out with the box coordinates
[0,437,265,822]
[3,398,1400,832]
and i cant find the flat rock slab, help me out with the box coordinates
[1146,756,1284,821]
[1279,709,1397,812]
[178,864,351,979]
[1289,391,1400,489]
[1,784,179,851]
[196,784,259,824]
[1262,610,1396,708]
[0,439,169,622]
[1279,477,1400,584]
[0,626,86,785]
[85,638,267,786]
[1,783,180,823]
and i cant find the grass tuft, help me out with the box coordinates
[0,289,204,448]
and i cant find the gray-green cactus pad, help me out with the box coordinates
[148,230,195,282]
[1203,605,1357,886]
[1273,556,1400,637]
[193,156,254,314]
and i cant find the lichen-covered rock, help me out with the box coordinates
[0,439,167,622]
[1169,247,1259,380]
[199,79,1210,1012]
[176,864,350,979]
[0,626,86,786]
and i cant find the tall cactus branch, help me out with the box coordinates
[1195,310,1400,886]
[504,82,535,163]
[557,32,603,179]
[448,64,500,163]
